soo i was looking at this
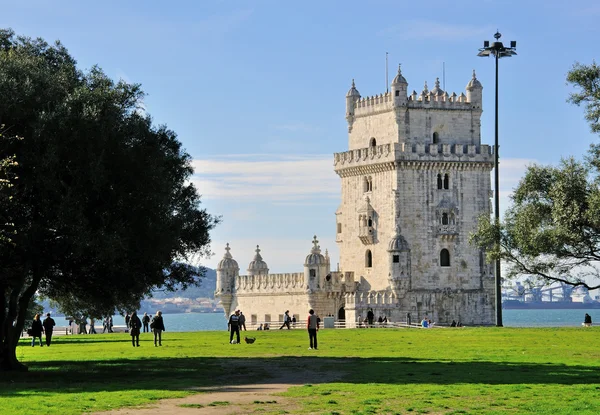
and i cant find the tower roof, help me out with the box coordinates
[430,77,445,96]
[305,235,326,265]
[217,243,239,270]
[391,64,407,85]
[248,245,269,272]
[388,225,410,252]
[346,79,361,98]
[466,69,483,90]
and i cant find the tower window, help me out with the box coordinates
[337,223,342,233]
[437,174,443,189]
[365,250,373,268]
[393,255,400,263]
[310,269,316,278]
[370,138,377,147]
[395,90,400,97]
[440,249,450,267]
[433,132,439,144]
[443,174,449,190]
[368,217,373,227]
[363,177,369,193]
[442,213,449,225]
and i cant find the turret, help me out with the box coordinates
[466,70,483,108]
[215,243,239,317]
[391,64,408,106]
[387,225,411,294]
[247,245,269,276]
[346,79,361,132]
[304,235,328,292]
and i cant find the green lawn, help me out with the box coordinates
[1,327,599,414]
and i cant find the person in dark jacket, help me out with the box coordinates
[151,311,166,346]
[129,311,142,347]
[228,310,241,344]
[142,312,150,332]
[42,313,56,346]
[30,313,44,347]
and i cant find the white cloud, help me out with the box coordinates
[379,20,493,41]
[191,154,339,201]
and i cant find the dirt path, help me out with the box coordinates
[97,360,345,415]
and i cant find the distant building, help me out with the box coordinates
[216,66,495,326]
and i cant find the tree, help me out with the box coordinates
[0,29,219,371]
[471,62,600,291]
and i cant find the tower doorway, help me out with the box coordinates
[338,307,346,321]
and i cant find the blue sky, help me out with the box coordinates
[2,0,599,272]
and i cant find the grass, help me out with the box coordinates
[1,327,599,414]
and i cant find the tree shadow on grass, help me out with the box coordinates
[1,356,599,398]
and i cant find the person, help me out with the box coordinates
[257,323,263,330]
[89,318,97,334]
[42,313,56,346]
[102,317,109,333]
[367,308,374,326]
[228,310,241,344]
[421,318,429,328]
[583,313,592,327]
[78,317,87,334]
[378,316,383,324]
[30,313,44,347]
[263,323,270,330]
[129,311,142,347]
[457,321,463,327]
[108,316,114,332]
[280,310,291,330]
[307,309,319,350]
[382,316,388,324]
[450,320,457,327]
[151,311,166,346]
[124,312,130,333]
[239,311,246,331]
[406,312,412,326]
[292,316,297,328]
[142,312,150,332]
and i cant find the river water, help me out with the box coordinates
[49,309,598,332]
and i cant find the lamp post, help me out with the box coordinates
[477,31,517,327]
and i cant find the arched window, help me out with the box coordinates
[367,217,373,227]
[365,250,373,268]
[442,213,449,225]
[440,249,450,267]
[310,269,316,278]
[395,90,400,97]
[367,176,373,192]
[443,174,449,190]
[363,177,369,193]
[370,138,377,147]
[433,132,439,144]
[437,174,443,189]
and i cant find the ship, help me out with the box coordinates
[502,299,600,309]
[502,281,600,309]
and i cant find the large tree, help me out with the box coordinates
[471,61,600,291]
[0,29,219,371]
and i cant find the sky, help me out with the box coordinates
[1,0,599,273]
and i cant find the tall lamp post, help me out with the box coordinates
[477,31,517,327]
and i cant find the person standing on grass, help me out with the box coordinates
[367,308,374,326]
[307,309,319,350]
[30,314,44,347]
[124,312,130,333]
[238,311,246,331]
[151,311,166,346]
[129,311,142,347]
[42,313,55,346]
[228,309,241,344]
[89,318,97,334]
[142,312,150,332]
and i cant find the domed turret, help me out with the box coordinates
[391,64,408,106]
[466,70,483,107]
[217,243,239,270]
[430,78,444,97]
[387,225,411,294]
[305,235,326,265]
[346,79,361,98]
[247,245,269,276]
[215,243,239,317]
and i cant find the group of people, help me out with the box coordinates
[127,311,166,347]
[29,313,56,347]
[228,309,320,349]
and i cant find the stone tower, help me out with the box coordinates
[334,65,495,325]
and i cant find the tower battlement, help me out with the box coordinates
[334,142,493,174]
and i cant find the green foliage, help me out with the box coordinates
[0,28,219,370]
[567,61,600,134]
[1,329,599,414]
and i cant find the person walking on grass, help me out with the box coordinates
[89,318,97,334]
[42,313,55,346]
[129,311,142,347]
[30,313,44,347]
[151,311,166,346]
[228,310,241,344]
[280,310,291,330]
[142,312,150,332]
[307,309,319,350]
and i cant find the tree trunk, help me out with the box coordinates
[0,334,28,372]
